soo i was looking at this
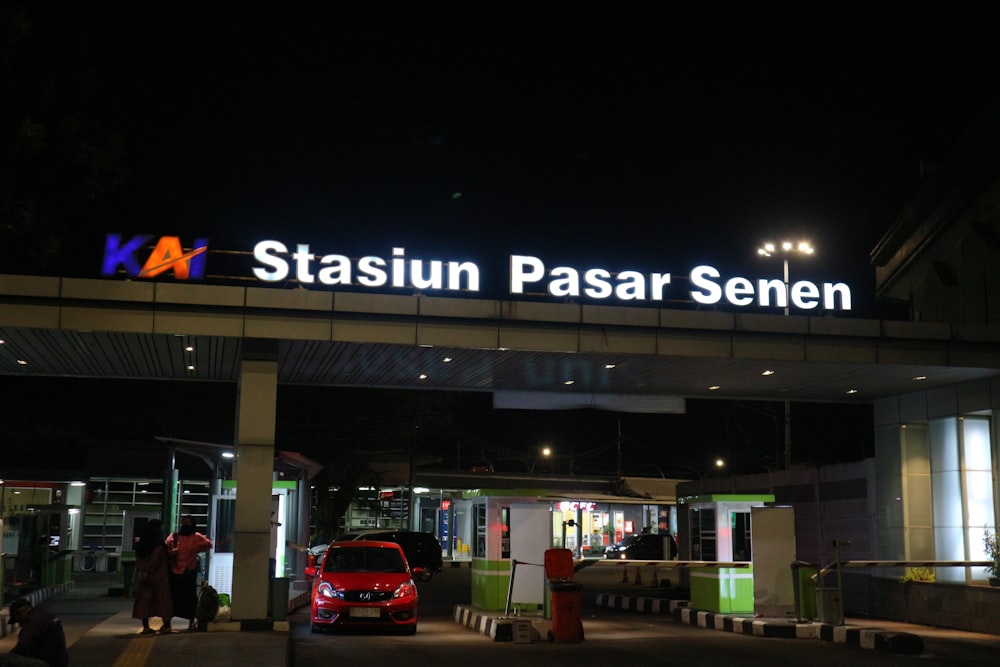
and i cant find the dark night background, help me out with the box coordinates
[2,4,999,477]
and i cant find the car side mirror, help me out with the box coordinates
[304,565,317,578]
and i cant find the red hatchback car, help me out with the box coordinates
[305,540,419,635]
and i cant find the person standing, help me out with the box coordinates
[1,598,68,667]
[165,515,213,631]
[132,519,173,634]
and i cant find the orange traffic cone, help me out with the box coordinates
[621,565,630,583]
[633,565,643,585]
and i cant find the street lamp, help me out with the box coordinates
[756,240,814,315]
[529,445,552,473]
[671,457,726,479]
[757,240,814,468]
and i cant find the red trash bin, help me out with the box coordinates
[544,548,575,581]
[548,580,584,643]
[544,548,584,643]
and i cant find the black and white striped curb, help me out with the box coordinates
[674,607,924,653]
[593,593,687,615]
[592,594,923,654]
[453,604,530,642]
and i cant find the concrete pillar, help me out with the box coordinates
[231,341,278,621]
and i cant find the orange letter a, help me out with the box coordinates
[138,236,206,278]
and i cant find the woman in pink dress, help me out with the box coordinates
[165,515,213,630]
[131,519,173,634]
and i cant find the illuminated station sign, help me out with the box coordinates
[252,241,852,311]
[102,234,853,312]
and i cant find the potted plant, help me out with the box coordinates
[984,528,1000,586]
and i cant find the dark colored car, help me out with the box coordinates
[334,530,444,581]
[305,540,419,635]
[604,533,677,560]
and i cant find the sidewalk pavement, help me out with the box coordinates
[1,574,307,667]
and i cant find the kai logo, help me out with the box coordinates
[102,234,209,279]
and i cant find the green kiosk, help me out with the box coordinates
[682,494,796,617]
[467,493,550,613]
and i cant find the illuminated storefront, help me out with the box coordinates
[550,499,678,556]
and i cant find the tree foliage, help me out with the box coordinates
[1,2,128,272]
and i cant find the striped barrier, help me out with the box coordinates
[591,560,750,568]
[813,560,993,581]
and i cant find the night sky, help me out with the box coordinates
[3,5,999,475]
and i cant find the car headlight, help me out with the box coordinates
[394,581,417,599]
[318,581,344,599]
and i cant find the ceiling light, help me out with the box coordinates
[708,385,720,391]
[70,481,87,486]
[912,375,927,381]
[0,339,5,344]
[186,365,195,371]
[16,359,27,365]
[184,346,194,352]
[604,364,616,369]
[564,380,575,385]
[761,370,775,376]
[419,374,428,380]
[442,357,452,363]
[846,389,858,395]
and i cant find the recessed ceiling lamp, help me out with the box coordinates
[442,357,452,363]
[564,380,575,385]
[912,375,927,381]
[708,385,721,391]
[16,359,27,365]
[419,374,428,380]
[761,370,775,376]
[185,346,194,352]
[604,364,616,369]
[846,389,858,395]
[186,365,195,371]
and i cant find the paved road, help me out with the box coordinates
[289,566,1000,667]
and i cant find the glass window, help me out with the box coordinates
[474,504,486,558]
[732,511,751,561]
[213,498,236,553]
[690,508,716,561]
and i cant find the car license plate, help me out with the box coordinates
[350,607,381,618]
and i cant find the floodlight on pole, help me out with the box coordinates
[756,240,815,469]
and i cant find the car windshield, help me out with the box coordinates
[323,547,406,573]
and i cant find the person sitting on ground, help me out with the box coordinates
[0,597,68,667]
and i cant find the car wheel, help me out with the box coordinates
[417,569,433,582]
[402,623,417,635]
